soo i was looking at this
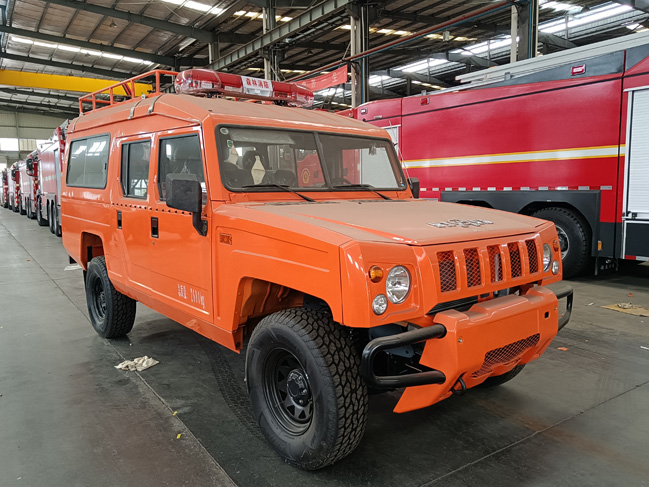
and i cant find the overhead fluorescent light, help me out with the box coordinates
[377,28,393,34]
[102,52,123,60]
[11,36,33,44]
[34,41,57,49]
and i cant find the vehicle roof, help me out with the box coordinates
[71,93,390,138]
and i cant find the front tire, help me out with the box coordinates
[246,308,368,470]
[477,364,525,388]
[85,256,136,338]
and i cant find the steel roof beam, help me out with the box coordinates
[0,25,207,67]
[42,0,216,43]
[1,52,137,79]
[378,9,509,35]
[370,68,450,87]
[0,97,78,115]
[211,0,351,69]
[539,32,577,49]
[0,87,80,103]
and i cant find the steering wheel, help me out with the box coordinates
[330,177,353,186]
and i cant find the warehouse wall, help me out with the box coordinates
[0,109,67,167]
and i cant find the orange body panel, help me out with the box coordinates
[61,76,567,410]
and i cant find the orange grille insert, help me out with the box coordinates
[488,245,503,283]
[463,248,481,287]
[525,239,539,273]
[437,251,457,292]
[508,242,522,278]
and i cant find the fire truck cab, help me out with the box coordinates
[62,69,572,470]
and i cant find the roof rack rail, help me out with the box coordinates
[78,70,178,114]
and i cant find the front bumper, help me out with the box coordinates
[360,285,573,413]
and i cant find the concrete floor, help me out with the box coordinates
[1,208,649,487]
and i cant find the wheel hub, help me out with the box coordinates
[287,369,311,405]
[556,225,570,260]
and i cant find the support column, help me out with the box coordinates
[359,4,370,104]
[516,0,539,61]
[263,0,278,80]
[350,14,361,108]
[208,38,221,65]
[510,5,518,63]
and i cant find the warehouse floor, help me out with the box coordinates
[1,209,649,487]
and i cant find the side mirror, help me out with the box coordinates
[166,173,207,236]
[26,160,33,171]
[166,173,202,213]
[408,177,420,199]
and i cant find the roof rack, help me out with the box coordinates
[78,70,178,114]
[456,31,649,85]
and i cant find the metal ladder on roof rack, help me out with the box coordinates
[456,30,649,85]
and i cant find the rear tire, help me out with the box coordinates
[85,256,136,338]
[19,198,26,215]
[477,364,526,388]
[36,198,48,226]
[532,207,590,278]
[54,204,62,237]
[246,308,368,470]
[49,203,55,234]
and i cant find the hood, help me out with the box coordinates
[225,199,549,246]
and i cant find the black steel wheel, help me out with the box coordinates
[85,256,136,338]
[263,349,313,435]
[19,198,26,215]
[246,308,368,470]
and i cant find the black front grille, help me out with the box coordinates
[526,239,539,273]
[464,248,481,287]
[508,243,522,278]
[471,333,540,378]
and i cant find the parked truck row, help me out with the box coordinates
[1,123,67,235]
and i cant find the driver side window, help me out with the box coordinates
[158,134,205,201]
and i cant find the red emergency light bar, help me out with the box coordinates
[175,69,314,108]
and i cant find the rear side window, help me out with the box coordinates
[67,135,110,188]
[158,134,205,200]
[121,141,151,198]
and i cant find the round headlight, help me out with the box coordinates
[386,266,411,304]
[372,294,388,315]
[543,244,552,271]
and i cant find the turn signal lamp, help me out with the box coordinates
[368,266,384,283]
[553,239,560,252]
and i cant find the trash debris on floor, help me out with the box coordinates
[115,356,160,371]
[602,303,649,317]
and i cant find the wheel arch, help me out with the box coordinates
[233,277,336,341]
[79,232,106,269]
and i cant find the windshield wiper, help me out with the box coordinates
[242,183,315,202]
[331,183,392,200]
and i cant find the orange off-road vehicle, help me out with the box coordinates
[62,70,572,470]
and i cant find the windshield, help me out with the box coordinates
[216,126,406,192]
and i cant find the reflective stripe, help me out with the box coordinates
[404,145,623,169]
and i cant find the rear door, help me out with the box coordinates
[622,86,649,259]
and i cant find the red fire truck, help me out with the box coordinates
[349,32,649,277]
[17,160,30,216]
[1,168,8,208]
[24,150,41,221]
[8,162,17,211]
[36,124,67,235]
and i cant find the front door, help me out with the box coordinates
[147,130,214,323]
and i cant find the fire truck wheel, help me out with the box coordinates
[476,364,525,388]
[19,199,26,215]
[85,256,136,338]
[36,198,48,226]
[48,204,55,234]
[55,207,62,237]
[26,200,31,219]
[532,207,590,278]
[246,308,368,470]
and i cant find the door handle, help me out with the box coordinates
[151,216,159,238]
[117,210,122,229]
